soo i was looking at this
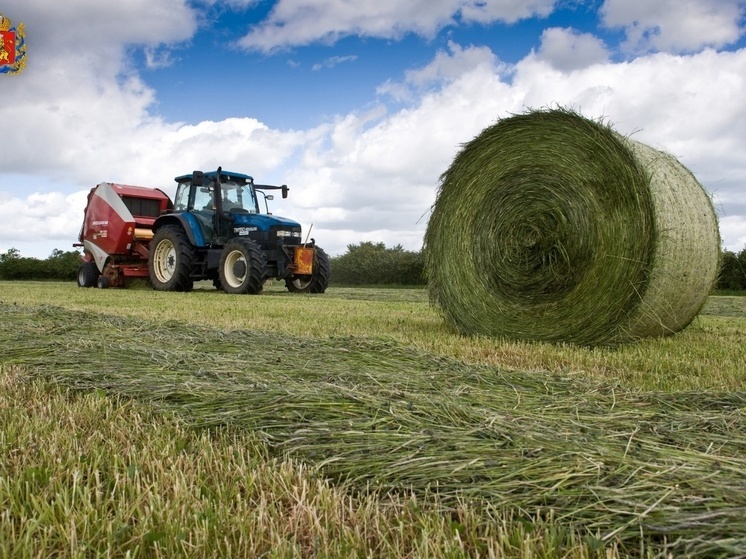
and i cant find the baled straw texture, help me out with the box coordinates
[425,109,720,346]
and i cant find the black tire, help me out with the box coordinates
[97,275,110,289]
[219,238,266,294]
[148,224,195,291]
[285,246,330,294]
[77,261,98,288]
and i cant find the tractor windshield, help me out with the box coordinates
[220,180,258,214]
[174,177,259,214]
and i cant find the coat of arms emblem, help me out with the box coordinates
[0,11,26,75]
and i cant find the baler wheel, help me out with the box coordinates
[97,276,110,289]
[219,238,266,294]
[77,261,99,288]
[148,225,195,291]
[285,246,330,294]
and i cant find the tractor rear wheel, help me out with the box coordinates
[219,238,266,294]
[77,261,98,288]
[148,225,195,291]
[285,247,330,293]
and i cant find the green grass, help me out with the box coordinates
[4,367,526,558]
[1,281,745,557]
[712,289,746,297]
[2,281,744,392]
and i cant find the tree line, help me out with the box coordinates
[328,242,424,285]
[2,244,745,291]
[0,243,425,285]
[0,248,82,281]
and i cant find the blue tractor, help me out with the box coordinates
[148,168,329,294]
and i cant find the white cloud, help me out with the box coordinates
[407,41,504,87]
[236,0,559,52]
[377,41,506,101]
[0,190,88,248]
[312,55,358,71]
[535,27,610,71]
[12,0,197,53]
[459,0,556,24]
[601,0,746,53]
[144,46,178,69]
[719,216,746,251]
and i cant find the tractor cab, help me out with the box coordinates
[173,170,260,244]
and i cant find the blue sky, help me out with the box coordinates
[142,2,624,127]
[1,0,746,259]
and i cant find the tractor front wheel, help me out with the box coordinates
[219,238,266,294]
[148,225,195,291]
[285,247,330,293]
[77,261,99,288]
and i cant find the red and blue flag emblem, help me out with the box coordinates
[0,12,25,75]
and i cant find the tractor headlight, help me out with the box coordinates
[276,230,301,238]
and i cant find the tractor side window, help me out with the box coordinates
[173,183,190,211]
[238,184,258,213]
[221,181,241,211]
[194,185,214,211]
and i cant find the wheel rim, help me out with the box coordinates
[153,239,176,283]
[223,249,247,288]
[291,276,312,290]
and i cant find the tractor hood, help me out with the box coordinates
[231,212,301,232]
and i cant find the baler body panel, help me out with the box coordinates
[80,183,137,268]
[79,182,171,273]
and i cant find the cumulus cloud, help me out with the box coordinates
[459,0,556,23]
[535,27,610,71]
[11,0,197,53]
[601,0,746,53]
[0,190,88,243]
[377,41,505,101]
[236,0,559,52]
[720,216,746,251]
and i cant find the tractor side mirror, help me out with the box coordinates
[282,185,288,199]
[192,171,204,187]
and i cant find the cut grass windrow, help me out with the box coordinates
[2,303,745,556]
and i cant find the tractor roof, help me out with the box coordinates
[174,170,254,183]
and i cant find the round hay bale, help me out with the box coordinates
[424,109,720,346]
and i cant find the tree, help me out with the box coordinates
[0,247,21,262]
[717,247,746,290]
[330,242,424,285]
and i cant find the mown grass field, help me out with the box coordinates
[1,281,745,558]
